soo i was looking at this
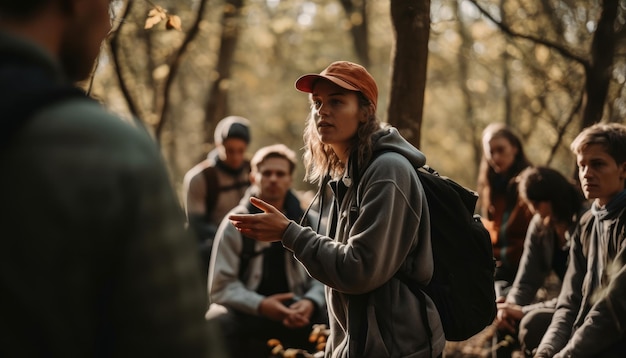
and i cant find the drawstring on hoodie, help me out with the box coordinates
[300,172,331,232]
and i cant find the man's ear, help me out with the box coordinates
[249,172,257,186]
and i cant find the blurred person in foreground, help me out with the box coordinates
[228,61,445,357]
[535,123,626,357]
[495,166,586,356]
[0,1,218,356]
[206,144,326,358]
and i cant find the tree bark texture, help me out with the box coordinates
[388,0,431,149]
[580,0,619,129]
[339,0,370,67]
[204,0,245,145]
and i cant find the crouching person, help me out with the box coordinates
[495,166,586,356]
[206,144,327,358]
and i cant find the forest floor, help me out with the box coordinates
[443,323,524,357]
[271,273,561,357]
[443,272,561,358]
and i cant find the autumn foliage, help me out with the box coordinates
[144,4,181,31]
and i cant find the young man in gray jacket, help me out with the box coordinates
[207,144,326,358]
[535,123,626,357]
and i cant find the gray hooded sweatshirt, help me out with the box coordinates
[283,127,445,357]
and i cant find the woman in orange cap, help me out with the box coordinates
[229,61,445,357]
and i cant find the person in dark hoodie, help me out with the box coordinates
[183,115,252,281]
[228,61,445,357]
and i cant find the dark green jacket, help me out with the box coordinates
[0,31,219,357]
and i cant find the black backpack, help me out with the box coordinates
[202,162,251,219]
[357,153,496,342]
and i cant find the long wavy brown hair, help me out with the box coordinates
[302,91,381,184]
[476,123,532,218]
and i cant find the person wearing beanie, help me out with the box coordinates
[182,115,252,284]
[228,61,446,357]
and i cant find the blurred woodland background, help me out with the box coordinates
[87,0,626,201]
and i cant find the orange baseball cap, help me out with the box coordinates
[295,61,378,111]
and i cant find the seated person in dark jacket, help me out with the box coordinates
[535,123,626,358]
[206,144,326,358]
[495,166,586,356]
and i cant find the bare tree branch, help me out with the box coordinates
[547,91,584,166]
[155,0,210,140]
[108,0,141,119]
[466,0,590,69]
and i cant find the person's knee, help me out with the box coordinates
[205,303,228,320]
[205,304,241,337]
[206,305,251,357]
[518,309,554,357]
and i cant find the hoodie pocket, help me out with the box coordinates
[347,293,390,358]
[361,302,391,357]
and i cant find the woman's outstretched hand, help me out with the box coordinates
[229,197,291,242]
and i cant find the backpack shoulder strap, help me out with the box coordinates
[201,160,252,219]
[352,150,435,354]
[238,236,259,281]
[202,166,219,219]
[237,200,269,281]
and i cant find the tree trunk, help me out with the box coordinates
[580,0,619,129]
[454,0,482,172]
[204,0,245,145]
[387,0,431,148]
[339,0,370,67]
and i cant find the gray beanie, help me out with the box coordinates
[214,116,251,145]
